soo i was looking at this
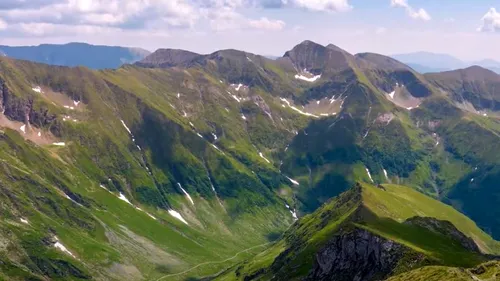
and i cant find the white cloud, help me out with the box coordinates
[391,0,431,21]
[248,17,285,30]
[291,0,352,12]
[478,8,500,32]
[207,7,284,31]
[408,8,431,21]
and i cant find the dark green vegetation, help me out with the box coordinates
[0,42,150,69]
[1,39,500,280]
[214,183,500,281]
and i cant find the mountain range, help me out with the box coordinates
[392,52,500,74]
[0,40,500,280]
[0,42,150,69]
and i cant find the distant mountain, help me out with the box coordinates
[0,42,150,69]
[135,48,200,68]
[392,52,500,74]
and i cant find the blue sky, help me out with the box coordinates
[0,0,499,61]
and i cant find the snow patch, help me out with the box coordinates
[54,237,76,258]
[246,56,252,62]
[177,183,194,205]
[38,131,41,137]
[388,91,395,99]
[168,210,189,225]
[52,142,66,146]
[177,93,180,99]
[118,193,133,205]
[259,152,271,164]
[211,144,224,153]
[383,169,388,180]
[286,176,300,186]
[471,178,474,183]
[366,168,374,183]
[316,100,320,105]
[73,100,80,106]
[241,114,247,120]
[20,218,29,224]
[196,133,203,138]
[231,95,241,103]
[279,98,319,118]
[212,133,218,140]
[120,120,132,135]
[295,74,321,82]
[32,86,42,93]
[290,209,298,220]
[63,105,75,110]
[20,124,26,134]
[235,84,243,91]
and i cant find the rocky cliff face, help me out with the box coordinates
[305,228,424,281]
[0,78,58,131]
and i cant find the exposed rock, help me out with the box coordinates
[0,78,58,133]
[252,95,273,120]
[305,228,424,281]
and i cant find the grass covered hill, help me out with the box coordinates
[214,183,500,281]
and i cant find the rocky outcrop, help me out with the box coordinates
[0,78,58,130]
[305,228,424,281]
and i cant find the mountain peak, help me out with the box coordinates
[283,40,353,74]
[135,48,201,68]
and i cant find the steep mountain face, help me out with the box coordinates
[425,66,500,112]
[215,183,498,281]
[0,43,150,69]
[0,56,300,280]
[282,40,353,75]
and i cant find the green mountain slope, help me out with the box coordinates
[1,39,500,280]
[215,183,500,281]
[0,55,300,280]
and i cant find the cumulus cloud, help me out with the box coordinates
[391,0,431,21]
[0,0,354,37]
[478,8,500,32]
[207,7,285,31]
[291,0,352,12]
[248,17,286,30]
